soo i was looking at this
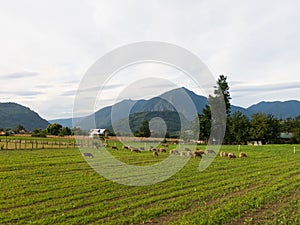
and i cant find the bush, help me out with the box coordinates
[31,129,47,138]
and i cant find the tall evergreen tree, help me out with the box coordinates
[138,120,151,137]
[215,75,231,116]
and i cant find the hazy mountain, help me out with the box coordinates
[109,111,191,137]
[0,102,49,131]
[49,87,300,130]
[247,100,300,119]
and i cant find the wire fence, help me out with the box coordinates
[0,137,102,150]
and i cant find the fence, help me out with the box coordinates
[0,137,102,150]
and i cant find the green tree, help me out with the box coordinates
[265,114,280,143]
[13,124,26,134]
[250,113,268,142]
[71,127,89,136]
[215,75,231,116]
[59,127,72,136]
[228,111,250,144]
[31,128,47,138]
[250,113,280,144]
[206,75,229,144]
[198,106,211,143]
[46,123,63,136]
[136,120,151,137]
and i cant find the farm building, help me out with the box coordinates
[89,129,108,138]
[279,132,293,139]
[248,140,262,146]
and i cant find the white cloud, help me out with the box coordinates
[0,0,299,119]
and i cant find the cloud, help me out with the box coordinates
[1,1,300,119]
[61,90,78,97]
[0,90,44,96]
[232,81,300,92]
[35,84,53,89]
[1,71,39,79]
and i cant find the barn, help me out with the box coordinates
[89,129,108,138]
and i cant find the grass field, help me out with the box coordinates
[0,141,299,224]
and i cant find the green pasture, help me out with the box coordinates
[0,142,299,224]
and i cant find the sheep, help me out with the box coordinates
[169,149,179,155]
[228,152,236,159]
[103,143,109,147]
[122,145,129,150]
[206,149,216,155]
[184,147,192,152]
[193,150,205,158]
[239,152,247,158]
[82,152,94,158]
[186,151,193,157]
[159,148,166,153]
[220,151,228,157]
[180,150,193,157]
[111,146,118,150]
[130,147,141,153]
[162,143,169,147]
[180,151,186,156]
[149,146,158,151]
[153,151,159,157]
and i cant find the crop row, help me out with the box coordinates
[0,144,299,224]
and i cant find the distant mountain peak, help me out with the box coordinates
[48,87,300,129]
[0,102,49,131]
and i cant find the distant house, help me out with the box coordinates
[279,132,293,140]
[89,129,108,138]
[248,141,262,146]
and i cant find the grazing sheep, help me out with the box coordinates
[153,151,158,157]
[187,151,193,157]
[82,152,94,158]
[180,151,186,156]
[228,152,236,159]
[159,148,166,153]
[162,143,169,147]
[206,149,216,155]
[193,150,205,158]
[239,152,247,158]
[180,150,193,157]
[111,146,118,150]
[122,145,129,150]
[220,151,228,157]
[131,148,141,153]
[169,149,179,155]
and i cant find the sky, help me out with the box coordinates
[1,0,300,120]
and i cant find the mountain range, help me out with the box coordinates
[0,102,49,131]
[51,87,300,130]
[1,87,300,132]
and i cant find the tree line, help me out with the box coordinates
[0,123,88,138]
[197,75,300,144]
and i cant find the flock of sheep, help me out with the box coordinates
[220,151,247,159]
[83,142,247,160]
[114,144,248,160]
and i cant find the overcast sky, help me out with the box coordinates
[1,0,300,120]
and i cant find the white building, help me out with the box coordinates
[89,129,108,138]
